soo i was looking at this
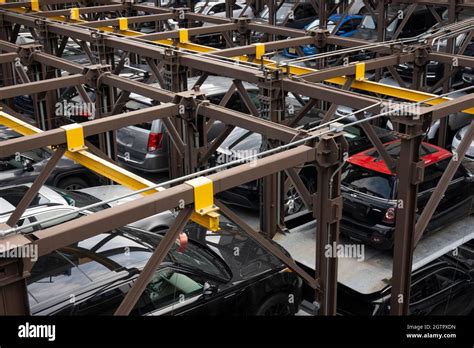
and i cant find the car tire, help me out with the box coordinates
[284,176,316,216]
[57,177,88,191]
[255,293,296,316]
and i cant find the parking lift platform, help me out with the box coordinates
[274,216,474,295]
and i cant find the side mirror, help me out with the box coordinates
[208,11,215,15]
[23,159,34,172]
[202,281,217,298]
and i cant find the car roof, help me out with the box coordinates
[0,184,69,215]
[347,140,452,175]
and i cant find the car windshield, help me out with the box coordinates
[307,19,336,32]
[0,186,50,214]
[27,226,231,309]
[359,15,375,29]
[50,187,110,212]
[342,164,395,199]
[261,5,292,21]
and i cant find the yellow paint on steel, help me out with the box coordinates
[30,0,39,12]
[185,177,220,231]
[355,62,365,81]
[60,124,87,152]
[70,8,79,21]
[254,43,265,60]
[178,28,189,43]
[118,17,128,31]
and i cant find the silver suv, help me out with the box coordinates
[116,76,259,173]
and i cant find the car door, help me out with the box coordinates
[409,273,441,315]
[413,267,473,315]
[419,160,472,230]
[0,153,37,185]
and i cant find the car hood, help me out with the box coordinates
[78,185,148,207]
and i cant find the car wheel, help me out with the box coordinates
[284,176,315,216]
[255,293,295,316]
[57,177,88,191]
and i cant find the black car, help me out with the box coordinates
[28,218,302,316]
[351,6,443,42]
[349,7,443,62]
[214,116,396,215]
[252,2,317,41]
[337,254,474,315]
[340,140,474,250]
[0,126,101,190]
[395,34,474,85]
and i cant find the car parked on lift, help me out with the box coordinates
[282,14,363,58]
[395,10,474,85]
[351,6,443,42]
[452,124,474,161]
[0,126,101,190]
[116,76,259,173]
[22,213,302,316]
[213,117,396,215]
[0,183,175,232]
[340,140,474,250]
[337,253,474,315]
[254,1,318,35]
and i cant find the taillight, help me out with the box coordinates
[147,132,163,152]
[382,207,396,224]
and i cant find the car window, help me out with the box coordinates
[137,268,204,314]
[339,20,353,33]
[410,274,440,303]
[342,164,396,199]
[19,209,81,233]
[0,155,26,171]
[434,267,469,290]
[0,186,50,212]
[210,3,225,13]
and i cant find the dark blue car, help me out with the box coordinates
[282,14,362,58]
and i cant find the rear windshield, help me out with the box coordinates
[342,164,395,199]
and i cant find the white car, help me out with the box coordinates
[194,0,255,19]
[0,184,175,234]
[452,125,474,160]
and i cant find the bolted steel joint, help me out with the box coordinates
[310,28,329,49]
[413,46,430,67]
[315,133,348,168]
[234,17,250,34]
[16,44,42,65]
[83,64,111,89]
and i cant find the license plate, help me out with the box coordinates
[288,48,296,54]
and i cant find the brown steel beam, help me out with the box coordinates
[390,132,424,315]
[197,102,301,143]
[0,52,17,64]
[0,74,86,99]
